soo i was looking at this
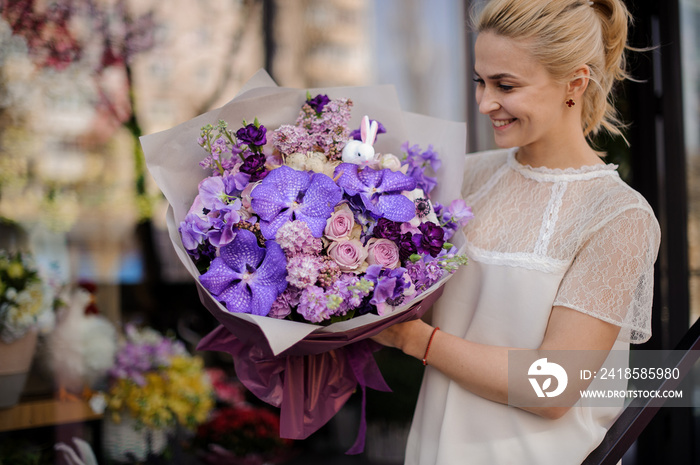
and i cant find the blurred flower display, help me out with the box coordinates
[104,325,214,431]
[0,250,55,343]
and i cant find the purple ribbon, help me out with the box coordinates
[197,285,444,454]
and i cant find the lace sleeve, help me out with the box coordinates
[552,206,661,343]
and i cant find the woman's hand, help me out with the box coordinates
[371,319,434,359]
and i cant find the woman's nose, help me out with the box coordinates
[477,87,500,114]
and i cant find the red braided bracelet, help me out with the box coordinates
[422,327,440,366]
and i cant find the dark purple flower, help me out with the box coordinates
[306,94,331,113]
[240,152,268,182]
[374,218,402,242]
[398,232,417,262]
[199,229,287,316]
[350,119,386,141]
[413,222,445,257]
[251,165,343,239]
[334,163,416,222]
[236,123,267,147]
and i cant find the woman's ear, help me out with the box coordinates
[567,65,591,99]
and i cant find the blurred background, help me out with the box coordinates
[0,0,699,464]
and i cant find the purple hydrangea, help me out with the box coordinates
[333,163,417,222]
[251,165,342,239]
[199,229,288,316]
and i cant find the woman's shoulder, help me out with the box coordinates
[580,176,660,248]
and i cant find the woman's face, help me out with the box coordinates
[474,32,569,153]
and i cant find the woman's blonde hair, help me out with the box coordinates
[475,0,632,139]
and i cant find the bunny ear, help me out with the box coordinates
[360,115,371,143]
[367,120,379,146]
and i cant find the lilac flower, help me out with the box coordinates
[271,125,315,155]
[297,285,332,323]
[364,265,413,316]
[199,229,287,316]
[275,220,323,256]
[306,94,331,114]
[268,286,301,320]
[286,254,323,289]
[333,164,417,222]
[406,258,444,293]
[350,119,386,141]
[251,165,342,239]
[296,97,353,159]
[413,221,445,257]
[236,122,267,147]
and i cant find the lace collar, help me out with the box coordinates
[506,147,619,183]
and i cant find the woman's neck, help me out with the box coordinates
[514,130,604,170]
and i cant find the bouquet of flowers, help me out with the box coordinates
[179,103,470,324]
[0,250,55,343]
[141,70,469,453]
[104,325,214,431]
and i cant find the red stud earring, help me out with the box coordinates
[565,99,576,108]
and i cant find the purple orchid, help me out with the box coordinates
[251,165,342,239]
[199,229,287,316]
[333,163,417,222]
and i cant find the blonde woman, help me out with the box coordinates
[372,0,661,463]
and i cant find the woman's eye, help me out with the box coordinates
[498,84,514,92]
[473,77,485,86]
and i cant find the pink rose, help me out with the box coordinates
[366,238,400,269]
[327,239,368,272]
[325,206,355,241]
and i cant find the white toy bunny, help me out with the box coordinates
[342,115,378,164]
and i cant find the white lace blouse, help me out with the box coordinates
[405,148,661,465]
